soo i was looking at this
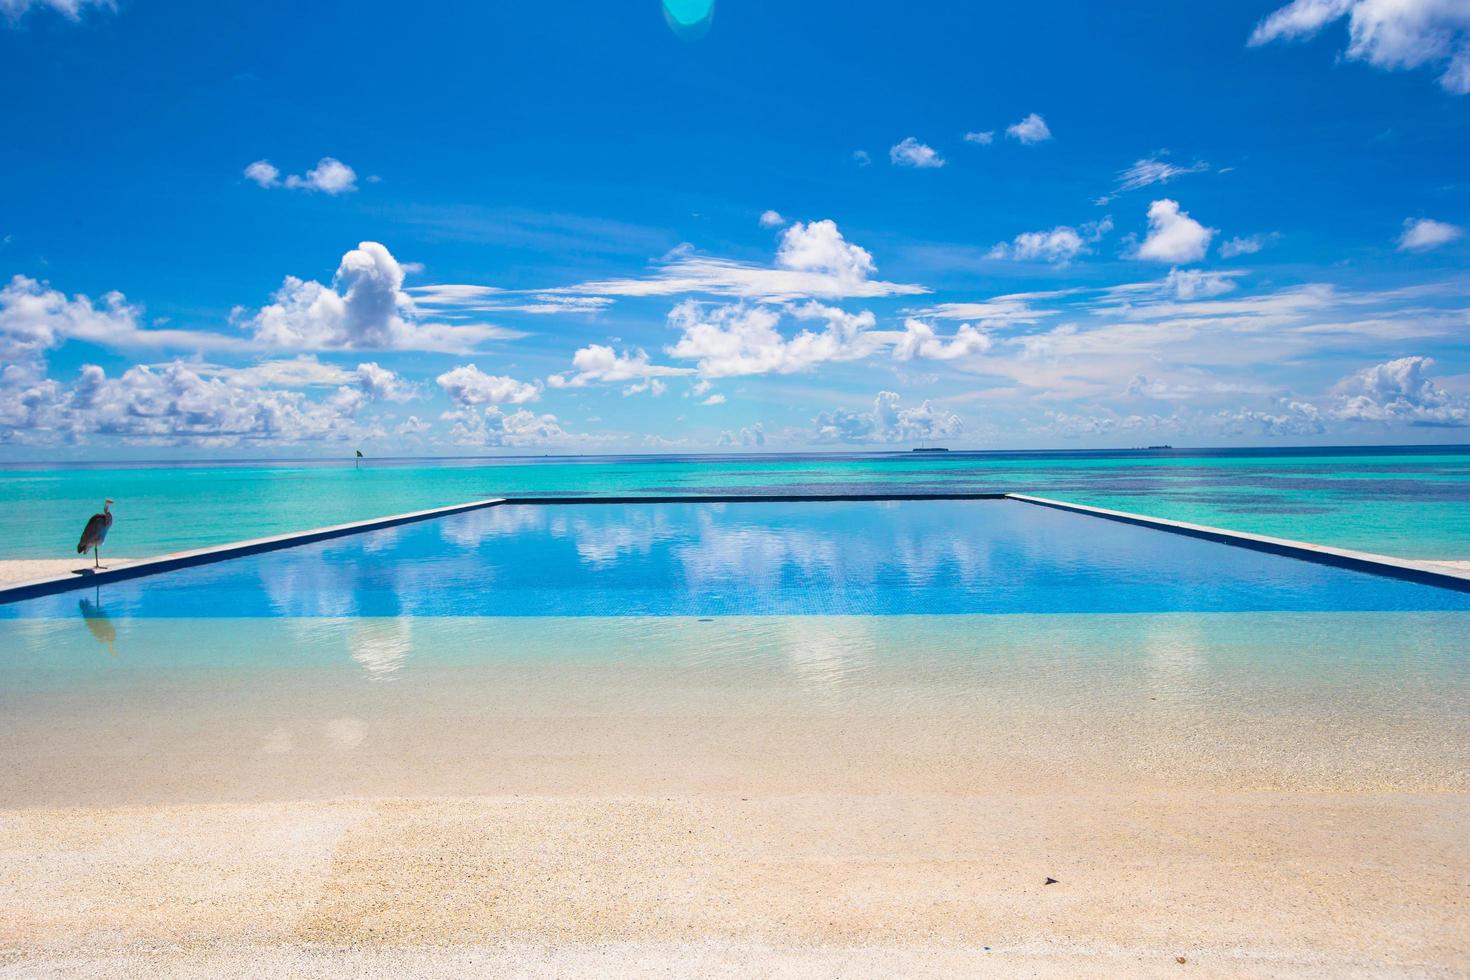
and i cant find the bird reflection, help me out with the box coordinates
[78,589,118,656]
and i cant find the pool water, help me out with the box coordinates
[3,499,1469,620]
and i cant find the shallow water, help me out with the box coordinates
[3,445,1470,559]
[4,612,1467,807]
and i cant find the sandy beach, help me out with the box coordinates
[3,789,1465,978]
[2,612,1467,976]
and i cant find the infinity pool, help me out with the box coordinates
[4,499,1469,619]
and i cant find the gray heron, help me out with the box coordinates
[76,498,114,569]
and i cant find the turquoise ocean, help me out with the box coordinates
[2,445,1469,561]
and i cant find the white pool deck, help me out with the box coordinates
[1,492,1468,604]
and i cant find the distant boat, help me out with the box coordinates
[1147,444,1173,450]
[912,447,950,453]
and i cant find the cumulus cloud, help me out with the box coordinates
[1096,157,1208,204]
[759,210,787,228]
[443,406,568,446]
[435,363,540,407]
[1131,199,1215,263]
[665,300,883,378]
[814,391,962,444]
[889,137,945,168]
[1249,0,1470,94]
[547,344,693,388]
[0,0,111,23]
[242,242,516,353]
[963,130,995,145]
[1213,401,1325,437]
[1005,113,1052,144]
[0,358,402,447]
[893,318,992,360]
[1331,356,1469,425]
[988,218,1112,265]
[244,160,281,188]
[0,274,249,356]
[775,219,877,282]
[286,157,358,194]
[852,150,872,166]
[245,157,358,194]
[1398,217,1464,252]
[718,423,765,447]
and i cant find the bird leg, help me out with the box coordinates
[94,547,100,569]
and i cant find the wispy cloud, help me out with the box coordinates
[1096,157,1208,204]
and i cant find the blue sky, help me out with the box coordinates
[2,0,1468,457]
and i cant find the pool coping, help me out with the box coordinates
[2,491,1468,604]
[1005,493,1470,592]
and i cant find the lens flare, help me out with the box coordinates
[662,0,715,39]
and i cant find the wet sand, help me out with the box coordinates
[1,613,1467,976]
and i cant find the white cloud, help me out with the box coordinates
[353,361,413,402]
[247,157,359,195]
[814,391,962,444]
[909,295,1056,325]
[0,0,111,23]
[702,394,727,405]
[1104,268,1244,303]
[890,137,945,168]
[775,219,877,281]
[0,274,249,356]
[0,359,394,447]
[243,160,281,188]
[988,218,1112,265]
[1398,217,1464,252]
[554,224,925,304]
[852,150,872,167]
[963,130,995,145]
[406,284,611,316]
[893,318,992,361]
[243,242,517,352]
[1005,113,1052,144]
[666,300,883,378]
[547,344,693,388]
[436,364,540,407]
[1097,157,1208,204]
[443,406,568,447]
[1219,233,1276,257]
[718,423,764,447]
[1249,0,1470,94]
[1213,401,1325,437]
[1331,355,1469,425]
[283,157,358,194]
[1131,199,1215,263]
[759,210,787,228]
